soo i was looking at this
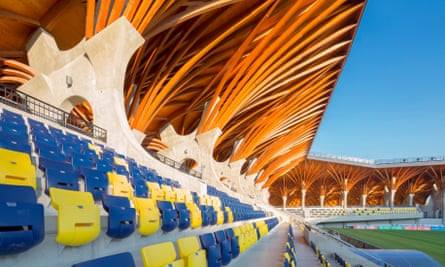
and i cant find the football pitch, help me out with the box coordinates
[332,228,445,266]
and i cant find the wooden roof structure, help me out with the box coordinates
[269,159,445,207]
[0,0,366,188]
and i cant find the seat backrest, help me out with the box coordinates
[81,169,107,201]
[200,232,216,249]
[72,252,136,267]
[0,148,36,189]
[141,242,183,267]
[214,230,227,243]
[46,167,79,194]
[107,172,133,199]
[133,197,161,236]
[102,194,135,239]
[50,188,100,246]
[177,236,201,257]
[0,184,44,255]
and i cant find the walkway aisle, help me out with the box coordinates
[228,223,288,267]
[291,226,321,267]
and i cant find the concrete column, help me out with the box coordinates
[301,189,306,208]
[408,193,415,207]
[343,190,349,209]
[361,194,367,208]
[390,189,397,208]
[320,195,325,208]
[195,128,222,185]
[282,196,287,210]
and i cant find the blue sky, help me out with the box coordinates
[310,1,445,160]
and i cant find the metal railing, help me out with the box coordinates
[0,84,107,142]
[146,150,203,179]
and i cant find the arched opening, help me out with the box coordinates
[181,158,198,170]
[61,96,94,132]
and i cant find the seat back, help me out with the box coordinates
[200,233,222,267]
[102,194,135,239]
[133,197,160,236]
[107,172,133,199]
[0,184,44,255]
[157,200,178,232]
[46,167,80,194]
[72,252,136,267]
[175,202,191,230]
[81,169,107,201]
[50,188,100,246]
[141,242,184,267]
[177,236,207,267]
[0,148,36,189]
[224,228,240,258]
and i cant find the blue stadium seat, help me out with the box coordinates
[215,230,232,265]
[72,252,135,267]
[157,200,178,232]
[132,178,148,198]
[80,169,108,201]
[200,205,211,226]
[200,232,222,267]
[174,202,191,230]
[0,132,31,154]
[0,184,44,255]
[224,228,240,258]
[45,167,79,194]
[102,194,136,239]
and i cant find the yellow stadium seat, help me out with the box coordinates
[147,182,164,200]
[0,148,36,189]
[108,172,133,199]
[175,188,186,202]
[177,236,206,267]
[114,156,129,171]
[134,197,160,236]
[185,201,202,228]
[162,185,176,202]
[49,187,100,246]
[141,242,184,267]
[225,206,234,223]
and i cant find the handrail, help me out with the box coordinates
[0,83,107,142]
[146,150,203,179]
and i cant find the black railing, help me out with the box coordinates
[146,150,203,179]
[0,84,107,142]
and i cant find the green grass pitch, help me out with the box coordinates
[332,228,445,266]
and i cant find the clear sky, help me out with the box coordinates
[310,1,445,160]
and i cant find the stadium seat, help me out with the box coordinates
[45,167,80,194]
[0,148,36,189]
[50,188,100,246]
[107,172,133,199]
[0,184,44,255]
[185,201,203,229]
[199,232,222,267]
[0,132,31,154]
[81,169,108,201]
[175,202,191,230]
[133,197,160,236]
[72,252,136,267]
[147,181,164,200]
[177,236,207,267]
[102,194,135,239]
[133,178,149,198]
[214,230,232,265]
[157,200,178,232]
[141,242,184,267]
[224,228,240,258]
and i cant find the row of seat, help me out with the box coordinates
[333,253,353,267]
[70,217,279,267]
[283,224,297,267]
[309,241,332,267]
[0,108,267,255]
